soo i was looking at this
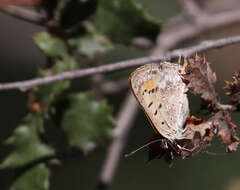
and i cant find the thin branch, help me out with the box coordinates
[90,55,105,99]
[215,103,236,111]
[1,35,240,91]
[152,8,240,54]
[0,0,41,7]
[131,37,153,49]
[177,0,203,21]
[97,92,139,187]
[0,6,46,25]
[100,78,128,94]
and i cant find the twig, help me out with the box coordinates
[215,103,236,111]
[100,78,128,94]
[97,92,139,187]
[131,37,153,49]
[177,0,203,21]
[0,0,41,7]
[90,55,105,99]
[152,9,240,54]
[1,35,240,91]
[0,6,46,25]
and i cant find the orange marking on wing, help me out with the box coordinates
[143,79,155,90]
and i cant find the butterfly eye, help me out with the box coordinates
[161,122,164,125]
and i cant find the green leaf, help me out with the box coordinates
[69,32,112,57]
[1,115,54,168]
[33,56,77,113]
[34,32,67,57]
[62,92,115,149]
[94,0,161,44]
[52,56,76,74]
[10,164,50,190]
[57,0,71,11]
[58,0,97,29]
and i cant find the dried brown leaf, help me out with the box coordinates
[225,70,240,107]
[146,110,239,162]
[147,115,217,161]
[184,116,216,142]
[178,116,216,158]
[211,111,239,152]
[184,55,217,103]
[227,141,239,152]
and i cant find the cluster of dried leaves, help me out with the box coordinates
[148,55,240,163]
[225,69,240,108]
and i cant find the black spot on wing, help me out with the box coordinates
[148,102,153,108]
[158,103,162,109]
[142,89,147,95]
[154,110,158,116]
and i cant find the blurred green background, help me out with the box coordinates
[0,1,240,190]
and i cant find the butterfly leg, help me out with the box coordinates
[177,144,188,151]
[176,143,195,153]
[161,139,169,149]
[182,127,193,137]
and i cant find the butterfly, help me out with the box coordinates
[128,62,190,153]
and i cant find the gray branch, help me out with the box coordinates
[0,6,46,25]
[99,93,139,186]
[1,35,240,91]
[152,8,240,54]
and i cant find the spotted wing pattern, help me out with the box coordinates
[129,62,189,141]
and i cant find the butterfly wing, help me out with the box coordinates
[129,62,189,141]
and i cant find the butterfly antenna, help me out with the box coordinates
[124,139,163,158]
